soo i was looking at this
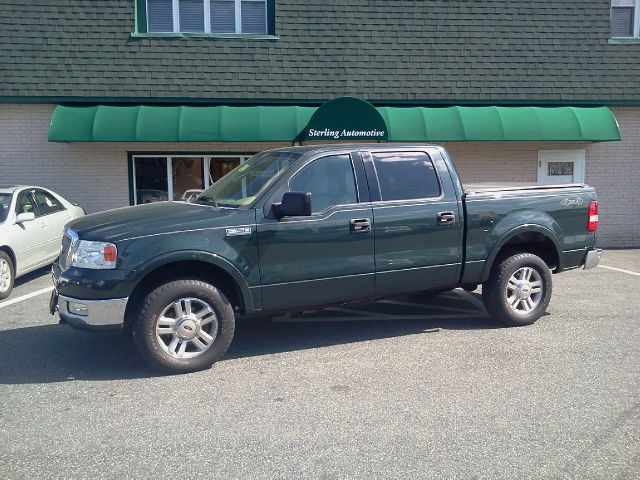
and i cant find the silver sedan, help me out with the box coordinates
[0,186,85,299]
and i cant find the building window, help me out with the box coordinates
[611,0,640,37]
[146,0,268,34]
[131,154,249,205]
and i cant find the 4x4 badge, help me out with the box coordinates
[561,197,584,206]
[225,227,252,237]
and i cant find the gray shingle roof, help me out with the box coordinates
[1,0,639,103]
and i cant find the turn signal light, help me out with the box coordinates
[587,200,599,232]
[103,244,118,262]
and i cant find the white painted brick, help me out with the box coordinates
[0,104,637,248]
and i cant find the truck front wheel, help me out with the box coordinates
[482,253,552,327]
[132,279,235,374]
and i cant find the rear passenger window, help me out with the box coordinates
[372,151,440,201]
[34,190,65,215]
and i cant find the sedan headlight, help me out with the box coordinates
[72,241,117,269]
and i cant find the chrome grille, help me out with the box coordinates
[59,228,78,271]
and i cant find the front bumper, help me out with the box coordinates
[51,290,127,332]
[583,248,602,270]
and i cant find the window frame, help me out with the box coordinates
[611,0,640,38]
[141,0,272,35]
[130,153,252,206]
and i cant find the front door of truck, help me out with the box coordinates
[257,152,374,312]
[363,149,463,296]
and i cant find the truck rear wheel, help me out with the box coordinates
[482,253,552,327]
[132,279,235,374]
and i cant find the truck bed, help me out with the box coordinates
[464,182,588,196]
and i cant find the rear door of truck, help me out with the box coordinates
[361,147,464,296]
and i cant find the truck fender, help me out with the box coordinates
[480,223,563,283]
[129,250,255,313]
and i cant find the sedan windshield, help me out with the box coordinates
[196,151,301,208]
[0,193,11,223]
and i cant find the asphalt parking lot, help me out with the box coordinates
[0,251,639,479]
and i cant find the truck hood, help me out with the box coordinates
[67,202,256,243]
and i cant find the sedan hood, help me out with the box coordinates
[68,202,256,243]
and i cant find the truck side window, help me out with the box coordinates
[372,151,441,201]
[289,154,358,213]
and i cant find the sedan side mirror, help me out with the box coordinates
[273,192,312,220]
[15,212,36,224]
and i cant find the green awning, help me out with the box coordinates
[49,104,621,143]
[49,105,316,142]
[377,106,621,142]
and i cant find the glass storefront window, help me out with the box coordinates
[208,157,240,186]
[131,154,249,205]
[173,157,204,200]
[134,157,169,204]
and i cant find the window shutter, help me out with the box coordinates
[147,0,174,32]
[241,0,267,34]
[211,1,236,33]
[179,0,205,32]
[611,6,635,36]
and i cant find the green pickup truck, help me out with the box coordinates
[51,144,601,373]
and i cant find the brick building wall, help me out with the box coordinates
[587,108,640,248]
[0,104,284,212]
[0,104,638,247]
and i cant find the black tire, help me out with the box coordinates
[482,253,552,327]
[0,251,15,300]
[132,279,235,374]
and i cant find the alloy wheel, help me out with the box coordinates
[505,266,544,315]
[155,297,218,359]
[0,259,11,293]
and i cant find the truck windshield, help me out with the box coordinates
[0,194,10,223]
[195,151,301,208]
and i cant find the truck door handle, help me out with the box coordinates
[437,211,456,226]
[350,218,371,233]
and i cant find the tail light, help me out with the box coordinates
[587,200,599,232]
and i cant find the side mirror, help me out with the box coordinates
[16,212,36,224]
[273,192,312,220]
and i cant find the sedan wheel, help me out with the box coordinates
[0,253,15,300]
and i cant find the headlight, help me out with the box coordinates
[72,241,117,269]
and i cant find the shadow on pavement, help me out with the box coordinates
[13,265,52,288]
[0,308,497,385]
[0,325,156,385]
